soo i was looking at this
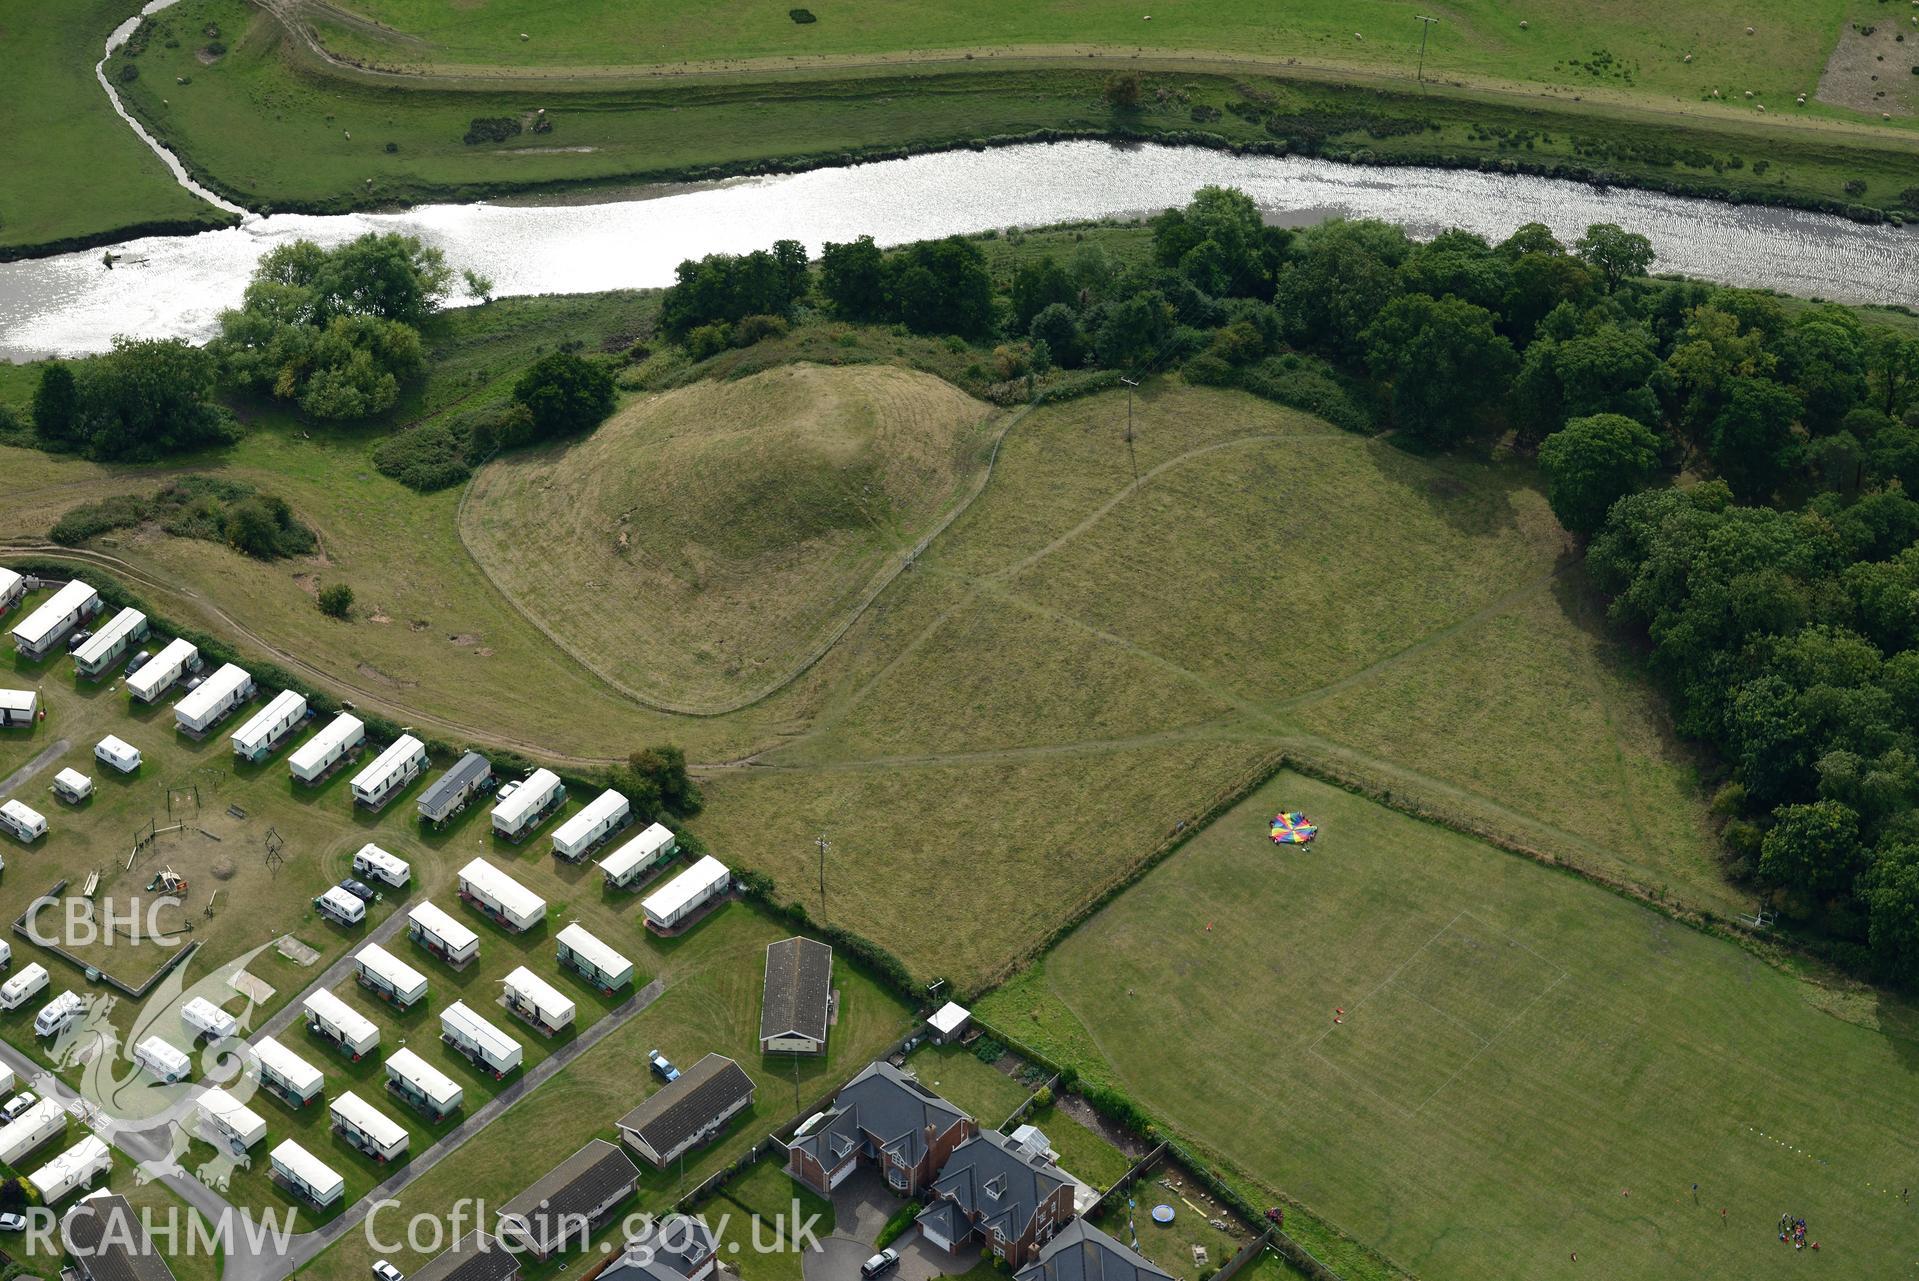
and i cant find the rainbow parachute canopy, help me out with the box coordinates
[1270,811,1318,844]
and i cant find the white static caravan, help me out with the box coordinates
[330,1091,408,1163]
[182,996,239,1044]
[133,1035,192,1084]
[407,901,479,969]
[0,963,50,1011]
[385,1047,463,1121]
[72,606,148,679]
[0,567,22,615]
[355,942,428,1009]
[352,843,412,889]
[94,735,141,774]
[52,769,93,804]
[440,1001,522,1078]
[231,689,307,763]
[456,859,547,933]
[10,579,99,661]
[0,799,47,845]
[270,1139,344,1208]
[600,823,677,890]
[288,712,366,785]
[642,855,732,933]
[253,1035,325,1108]
[198,1085,268,1151]
[350,734,428,811]
[0,689,36,729]
[125,637,197,703]
[29,1135,110,1205]
[174,663,254,736]
[556,923,635,993]
[491,768,565,841]
[33,991,84,1040]
[314,885,366,927]
[0,1099,67,1167]
[501,966,576,1036]
[303,989,380,1061]
[550,788,630,861]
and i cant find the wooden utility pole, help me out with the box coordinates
[815,834,829,919]
[1120,376,1141,487]
[1415,16,1439,85]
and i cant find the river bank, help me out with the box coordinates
[6,140,1919,361]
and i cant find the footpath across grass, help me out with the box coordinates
[978,770,1919,1281]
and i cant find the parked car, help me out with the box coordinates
[0,1212,25,1233]
[125,649,152,674]
[861,1250,900,1278]
[0,1090,36,1123]
[371,1261,404,1281]
[648,1049,679,1082]
[65,630,92,654]
[339,878,378,903]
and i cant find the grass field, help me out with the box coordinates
[903,1042,1035,1130]
[84,0,1919,234]
[461,363,998,711]
[698,1150,837,1281]
[977,770,1919,1281]
[0,0,232,254]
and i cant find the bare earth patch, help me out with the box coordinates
[1816,19,1917,118]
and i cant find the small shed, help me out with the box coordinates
[927,1001,972,1045]
[0,688,36,728]
[94,735,141,774]
[52,768,93,804]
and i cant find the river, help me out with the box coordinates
[3,141,1917,361]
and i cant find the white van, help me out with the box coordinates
[0,964,50,1012]
[34,991,85,1039]
[314,886,366,927]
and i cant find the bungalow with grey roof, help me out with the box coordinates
[496,1138,641,1260]
[598,1214,719,1281]
[760,937,834,1055]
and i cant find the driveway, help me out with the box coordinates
[802,1168,980,1281]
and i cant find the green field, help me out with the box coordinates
[0,0,233,254]
[75,0,1919,236]
[978,770,1919,1281]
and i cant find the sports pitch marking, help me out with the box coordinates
[1307,910,1570,1119]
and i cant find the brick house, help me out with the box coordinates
[917,1129,1075,1269]
[785,1060,974,1196]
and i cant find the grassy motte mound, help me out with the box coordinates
[461,362,996,710]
